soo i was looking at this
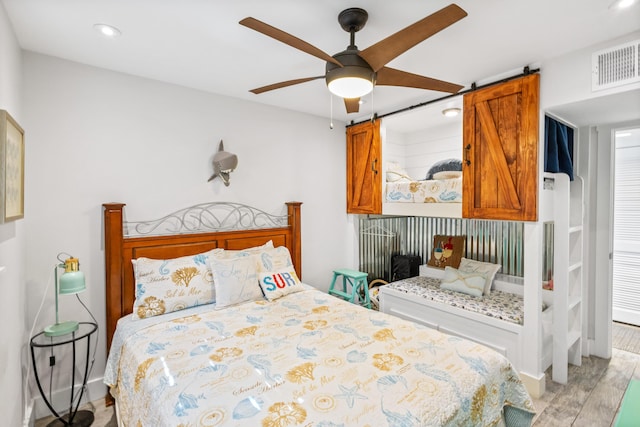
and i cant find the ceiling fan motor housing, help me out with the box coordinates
[325,48,375,97]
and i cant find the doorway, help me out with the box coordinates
[612,127,640,326]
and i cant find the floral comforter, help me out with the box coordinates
[385,177,462,203]
[105,288,535,426]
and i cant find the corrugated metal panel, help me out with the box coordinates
[359,216,525,280]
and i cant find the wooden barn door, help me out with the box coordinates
[346,119,382,214]
[462,74,539,221]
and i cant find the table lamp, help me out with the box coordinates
[44,255,86,337]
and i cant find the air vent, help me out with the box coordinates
[592,39,640,91]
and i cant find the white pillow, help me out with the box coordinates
[458,257,502,296]
[386,162,412,182]
[440,266,486,297]
[131,251,215,320]
[432,170,462,180]
[208,255,263,309]
[255,246,295,273]
[258,268,304,301]
[386,170,412,182]
[209,240,274,260]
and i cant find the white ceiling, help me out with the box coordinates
[2,0,640,129]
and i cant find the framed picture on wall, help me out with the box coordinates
[0,110,25,223]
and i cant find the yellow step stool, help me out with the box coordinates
[328,269,371,309]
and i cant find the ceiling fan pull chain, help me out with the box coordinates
[370,78,375,122]
[330,93,334,129]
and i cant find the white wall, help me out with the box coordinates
[22,52,353,418]
[404,122,462,180]
[0,3,26,426]
[541,30,640,358]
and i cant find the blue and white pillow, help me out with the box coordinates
[208,255,263,309]
[439,266,486,297]
[258,269,304,301]
[131,251,215,320]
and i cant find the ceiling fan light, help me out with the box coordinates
[328,76,373,98]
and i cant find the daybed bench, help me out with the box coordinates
[379,265,553,393]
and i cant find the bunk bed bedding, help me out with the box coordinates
[385,176,463,203]
[105,287,535,427]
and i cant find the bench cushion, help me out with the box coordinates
[385,276,532,325]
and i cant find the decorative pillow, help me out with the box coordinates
[209,240,274,260]
[427,235,466,269]
[440,266,485,297]
[425,158,462,180]
[208,255,263,309]
[132,251,215,320]
[386,170,412,182]
[255,246,295,273]
[432,170,462,180]
[258,268,304,301]
[458,257,502,296]
[386,162,411,182]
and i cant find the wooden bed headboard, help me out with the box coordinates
[102,201,302,352]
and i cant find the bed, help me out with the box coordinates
[102,201,536,426]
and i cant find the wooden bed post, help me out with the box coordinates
[103,203,125,352]
[286,202,302,279]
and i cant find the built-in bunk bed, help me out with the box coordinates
[377,168,580,398]
[380,100,464,218]
[371,75,584,398]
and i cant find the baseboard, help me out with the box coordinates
[519,371,546,399]
[32,376,108,421]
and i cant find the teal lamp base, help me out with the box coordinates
[44,320,79,337]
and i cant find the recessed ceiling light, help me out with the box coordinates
[93,23,122,38]
[609,0,636,9]
[442,108,461,117]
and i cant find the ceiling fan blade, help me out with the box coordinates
[344,98,360,113]
[240,17,343,67]
[376,67,463,93]
[359,4,467,72]
[250,76,325,94]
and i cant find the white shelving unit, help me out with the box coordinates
[551,173,585,384]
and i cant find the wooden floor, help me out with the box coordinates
[533,322,640,426]
[37,322,640,427]
[612,321,640,354]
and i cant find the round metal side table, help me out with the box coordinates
[30,322,97,426]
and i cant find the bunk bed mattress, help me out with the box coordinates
[385,177,462,203]
[105,287,535,426]
[384,276,536,325]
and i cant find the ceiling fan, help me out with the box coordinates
[240,4,467,114]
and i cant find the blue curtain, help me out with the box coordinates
[544,116,574,180]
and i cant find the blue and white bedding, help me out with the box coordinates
[105,287,535,426]
[385,177,463,203]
